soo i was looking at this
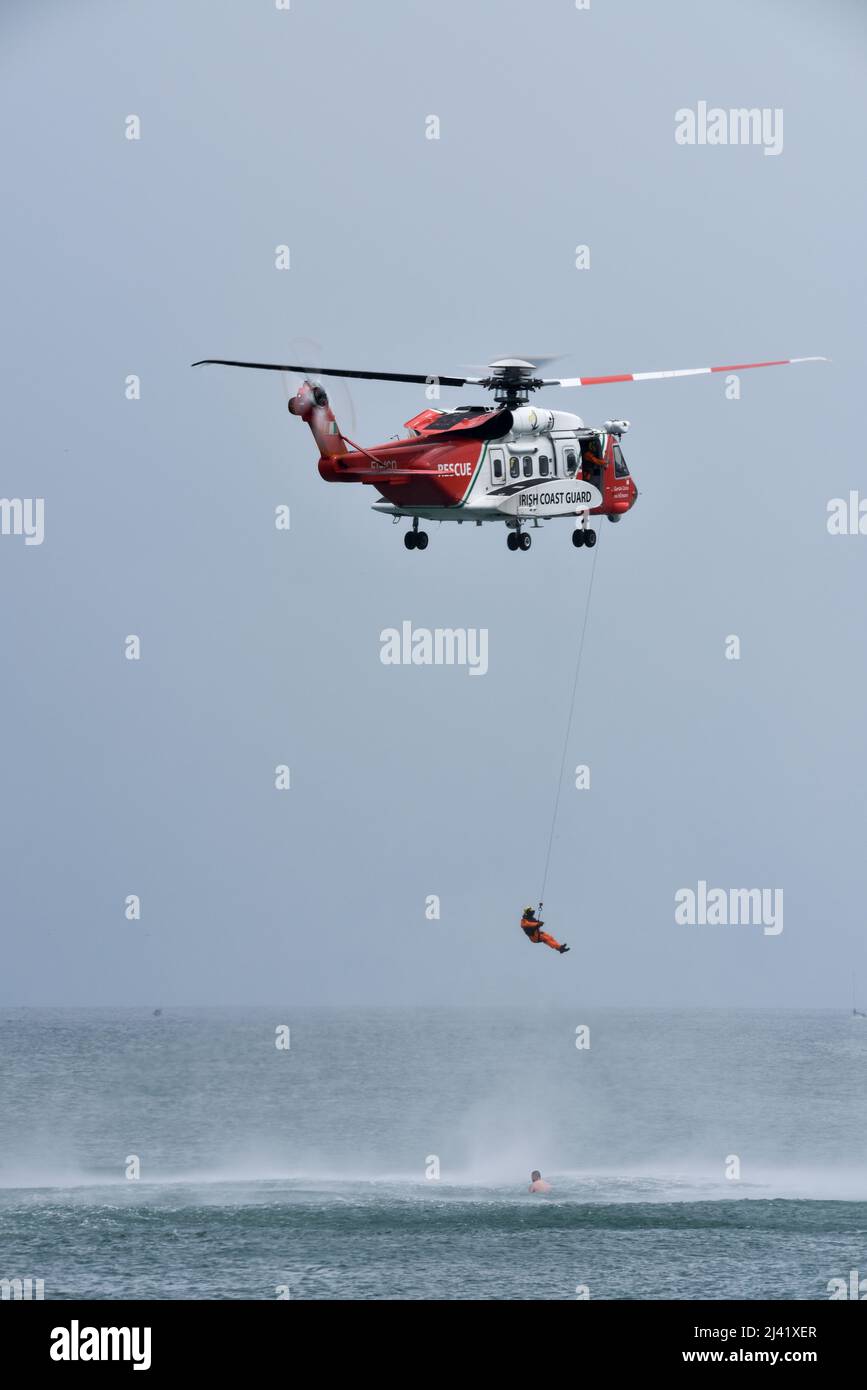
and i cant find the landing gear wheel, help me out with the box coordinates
[416,531,429,550]
[519,532,532,551]
[507,532,519,551]
[572,530,586,548]
[404,531,417,550]
[584,529,597,548]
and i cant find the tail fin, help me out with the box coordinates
[288,380,346,456]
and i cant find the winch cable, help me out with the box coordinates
[537,526,603,916]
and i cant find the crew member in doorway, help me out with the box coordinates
[580,435,605,484]
[521,907,569,954]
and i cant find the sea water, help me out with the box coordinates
[1,1008,864,1300]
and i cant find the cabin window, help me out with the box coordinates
[492,455,503,480]
[509,457,520,479]
[539,456,549,477]
[565,450,577,475]
[614,444,630,478]
[523,457,533,478]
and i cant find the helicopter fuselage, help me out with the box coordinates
[317,403,637,528]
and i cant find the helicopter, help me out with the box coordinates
[192,353,825,552]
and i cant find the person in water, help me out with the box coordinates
[529,1170,552,1193]
[521,907,569,954]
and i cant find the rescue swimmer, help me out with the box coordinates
[520,907,569,955]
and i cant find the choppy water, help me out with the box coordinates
[1,1008,865,1299]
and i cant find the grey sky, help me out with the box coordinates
[1,0,865,1006]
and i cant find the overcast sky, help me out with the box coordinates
[1,0,865,1007]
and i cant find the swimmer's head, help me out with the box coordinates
[531,1170,541,1182]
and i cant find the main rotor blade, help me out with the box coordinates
[192,358,478,387]
[543,356,828,388]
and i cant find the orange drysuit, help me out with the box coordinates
[521,915,563,951]
[581,446,605,482]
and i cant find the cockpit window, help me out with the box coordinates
[613,444,629,478]
[424,407,486,431]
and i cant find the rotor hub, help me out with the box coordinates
[482,359,544,408]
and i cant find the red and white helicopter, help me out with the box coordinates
[193,353,825,552]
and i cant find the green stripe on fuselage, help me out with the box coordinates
[454,442,488,509]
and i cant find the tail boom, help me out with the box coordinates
[288,380,347,457]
